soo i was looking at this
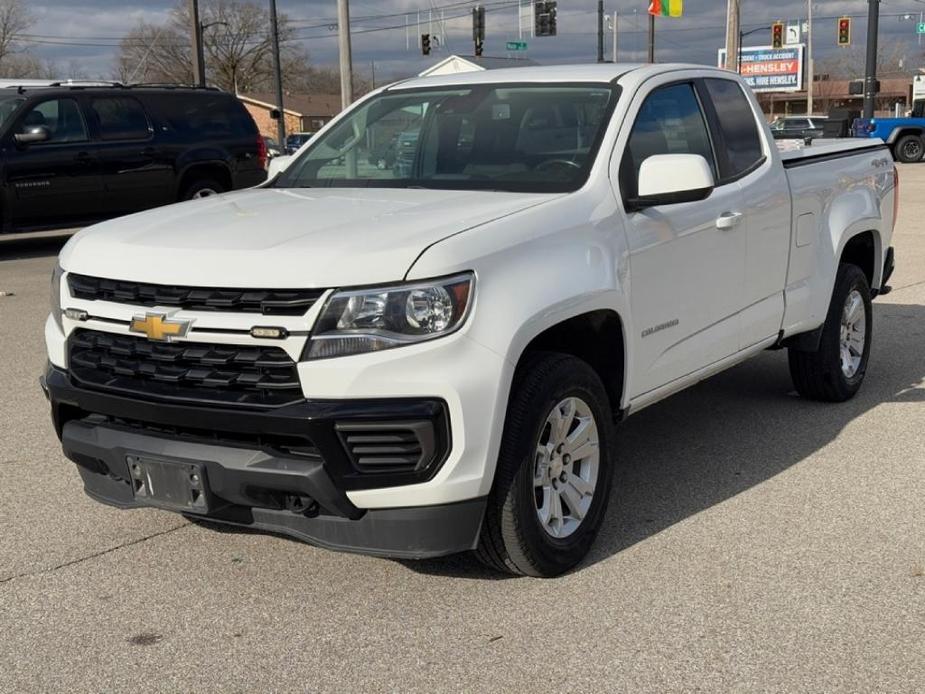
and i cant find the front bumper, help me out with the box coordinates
[44,366,486,559]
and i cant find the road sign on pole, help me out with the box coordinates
[917,22,925,34]
[506,40,528,50]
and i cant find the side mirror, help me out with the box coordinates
[269,109,281,121]
[267,154,293,178]
[629,154,715,210]
[14,125,51,146]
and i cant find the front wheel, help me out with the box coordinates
[788,263,873,402]
[893,135,924,163]
[476,353,615,577]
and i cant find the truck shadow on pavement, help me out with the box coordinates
[0,235,71,262]
[404,301,925,578]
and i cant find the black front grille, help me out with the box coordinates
[68,329,302,407]
[68,273,325,316]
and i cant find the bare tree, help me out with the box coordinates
[815,43,914,81]
[115,21,192,85]
[116,0,315,93]
[0,0,34,70]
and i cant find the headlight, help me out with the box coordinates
[50,264,64,332]
[304,273,474,360]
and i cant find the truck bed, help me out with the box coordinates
[777,138,888,166]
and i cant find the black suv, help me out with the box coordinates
[0,84,267,232]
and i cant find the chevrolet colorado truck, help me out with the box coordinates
[42,64,897,577]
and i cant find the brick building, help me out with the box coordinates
[238,93,342,140]
[756,77,915,118]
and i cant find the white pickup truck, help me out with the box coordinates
[43,64,896,576]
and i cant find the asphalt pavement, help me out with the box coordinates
[1,169,923,693]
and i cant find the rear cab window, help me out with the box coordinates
[701,78,764,181]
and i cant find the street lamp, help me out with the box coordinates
[191,20,228,87]
[738,25,771,74]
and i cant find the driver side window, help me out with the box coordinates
[619,83,716,201]
[18,99,88,145]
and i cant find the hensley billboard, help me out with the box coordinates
[717,44,805,93]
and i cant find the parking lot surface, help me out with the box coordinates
[1,168,924,693]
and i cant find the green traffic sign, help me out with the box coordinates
[918,22,925,34]
[506,41,528,51]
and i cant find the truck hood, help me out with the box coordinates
[60,187,555,287]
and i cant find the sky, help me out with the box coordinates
[22,0,925,82]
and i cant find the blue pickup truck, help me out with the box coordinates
[854,116,925,162]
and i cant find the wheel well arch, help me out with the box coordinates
[890,127,923,144]
[839,230,878,288]
[178,162,232,199]
[515,309,626,416]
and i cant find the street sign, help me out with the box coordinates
[785,23,801,45]
[506,41,528,50]
[917,22,925,34]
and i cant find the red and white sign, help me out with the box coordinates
[718,44,805,93]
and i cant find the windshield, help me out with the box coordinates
[0,94,25,129]
[276,83,619,193]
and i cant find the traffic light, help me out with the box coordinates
[837,17,851,47]
[771,22,784,49]
[472,6,485,56]
[421,33,431,55]
[534,1,557,37]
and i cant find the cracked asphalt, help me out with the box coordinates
[1,167,924,692]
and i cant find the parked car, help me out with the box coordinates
[44,64,896,576]
[769,115,828,140]
[854,115,925,162]
[0,84,267,233]
[285,131,315,154]
[264,136,281,158]
[391,130,420,177]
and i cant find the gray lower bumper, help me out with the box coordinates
[61,420,486,560]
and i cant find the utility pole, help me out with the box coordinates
[806,0,814,114]
[612,11,618,63]
[189,0,205,86]
[268,0,286,146]
[337,0,354,110]
[647,13,655,62]
[724,0,739,72]
[597,0,604,63]
[863,0,880,119]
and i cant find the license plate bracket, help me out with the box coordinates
[127,455,209,513]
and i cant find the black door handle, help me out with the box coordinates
[141,147,156,157]
[74,151,93,165]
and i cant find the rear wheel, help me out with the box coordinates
[788,263,872,402]
[182,178,226,201]
[893,135,924,163]
[476,353,615,577]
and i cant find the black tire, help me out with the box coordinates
[476,353,615,577]
[893,135,924,163]
[181,178,225,201]
[788,264,873,402]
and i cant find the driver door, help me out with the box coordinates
[616,81,747,398]
[3,96,103,229]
